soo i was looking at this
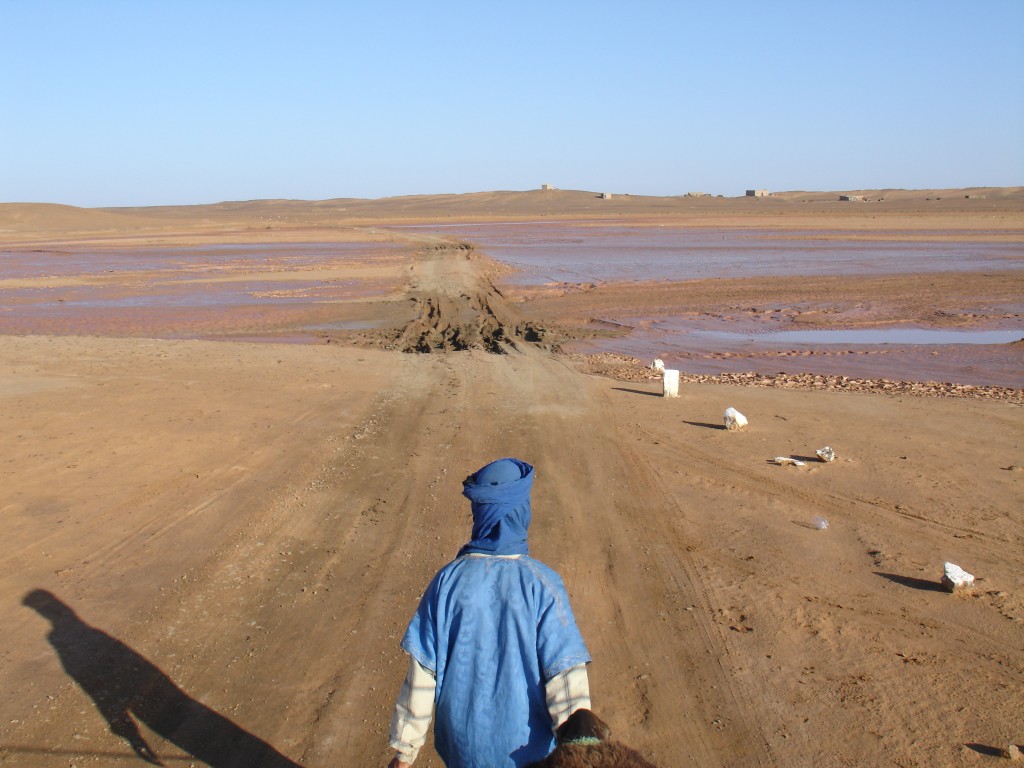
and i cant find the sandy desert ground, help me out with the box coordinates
[0,189,1022,768]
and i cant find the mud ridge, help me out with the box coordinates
[394,292,550,354]
[376,243,556,354]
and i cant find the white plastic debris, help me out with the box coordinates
[651,358,665,372]
[662,369,680,398]
[941,562,974,592]
[774,457,805,467]
[812,515,829,530]
[816,446,836,462]
[724,407,748,431]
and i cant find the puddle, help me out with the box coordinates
[575,321,1024,387]
[400,223,1024,284]
[303,320,383,331]
[0,242,404,280]
[690,328,1024,345]
[3,229,1021,388]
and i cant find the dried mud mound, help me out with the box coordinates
[371,243,556,354]
[395,289,550,353]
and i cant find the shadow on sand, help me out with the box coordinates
[682,421,725,431]
[21,589,302,768]
[611,387,662,398]
[964,743,1006,757]
[873,572,946,593]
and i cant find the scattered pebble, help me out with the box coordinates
[573,353,1024,403]
[774,457,805,467]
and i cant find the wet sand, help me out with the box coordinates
[511,269,1023,388]
[3,192,1021,386]
[0,241,411,342]
[2,239,1021,386]
[1,190,1022,768]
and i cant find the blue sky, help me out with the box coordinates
[2,1,1022,207]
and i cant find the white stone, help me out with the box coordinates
[941,562,974,592]
[816,446,836,462]
[774,457,805,467]
[651,359,665,372]
[662,369,680,398]
[724,407,748,431]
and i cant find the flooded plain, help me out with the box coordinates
[579,316,1023,388]
[439,222,1023,387]
[0,242,407,339]
[393,222,1024,282]
[704,328,1022,345]
[1,226,1021,387]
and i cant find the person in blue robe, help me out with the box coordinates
[387,458,591,768]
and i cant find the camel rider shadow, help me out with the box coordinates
[22,589,301,768]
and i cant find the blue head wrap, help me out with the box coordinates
[458,458,533,557]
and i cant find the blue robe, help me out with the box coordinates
[402,555,590,768]
[401,458,590,767]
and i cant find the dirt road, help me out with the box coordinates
[2,242,1021,767]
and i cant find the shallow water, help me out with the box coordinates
[573,320,1024,388]
[0,243,401,329]
[0,242,404,280]
[2,230,1021,386]
[687,328,1024,345]
[439,222,1023,386]
[399,223,1024,283]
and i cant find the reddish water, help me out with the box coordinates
[0,242,404,339]
[573,319,1023,388]
[0,242,404,280]
[419,222,1022,387]
[2,232,1021,387]
[390,223,1024,282]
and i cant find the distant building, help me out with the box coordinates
[685,192,710,197]
[839,195,864,202]
[600,192,612,199]
[746,189,769,197]
[541,184,554,190]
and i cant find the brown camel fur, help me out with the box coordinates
[525,709,658,768]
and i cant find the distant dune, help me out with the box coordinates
[0,202,175,234]
[1,187,1022,246]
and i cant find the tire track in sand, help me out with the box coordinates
[357,242,774,765]
[3,243,773,768]
[466,348,776,768]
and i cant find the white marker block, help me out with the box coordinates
[663,369,680,398]
[724,407,748,431]
[941,562,974,592]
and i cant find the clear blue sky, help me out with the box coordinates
[3,0,1022,207]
